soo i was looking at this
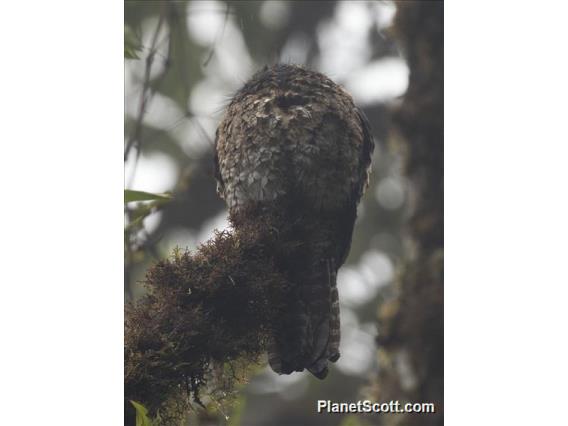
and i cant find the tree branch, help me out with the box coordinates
[124,207,302,425]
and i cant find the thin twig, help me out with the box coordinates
[202,2,231,67]
[193,116,214,148]
[124,6,166,162]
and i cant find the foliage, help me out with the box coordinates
[130,400,153,426]
[125,190,172,203]
[124,25,141,59]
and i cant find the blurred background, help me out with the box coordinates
[125,1,419,425]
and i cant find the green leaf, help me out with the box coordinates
[130,400,153,426]
[125,190,172,232]
[125,46,140,59]
[125,189,172,203]
[126,203,154,230]
[125,25,142,59]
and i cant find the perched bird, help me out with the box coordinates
[214,64,374,379]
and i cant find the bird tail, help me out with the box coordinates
[268,258,341,379]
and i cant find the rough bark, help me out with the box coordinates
[374,2,444,425]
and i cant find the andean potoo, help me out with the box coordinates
[214,64,374,379]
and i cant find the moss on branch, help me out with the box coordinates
[124,207,301,425]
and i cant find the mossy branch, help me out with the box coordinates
[124,207,304,425]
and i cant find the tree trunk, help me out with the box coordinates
[374,2,444,425]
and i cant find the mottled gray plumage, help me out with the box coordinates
[214,64,374,379]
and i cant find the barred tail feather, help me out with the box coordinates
[267,258,341,379]
[328,270,341,362]
[307,259,340,378]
